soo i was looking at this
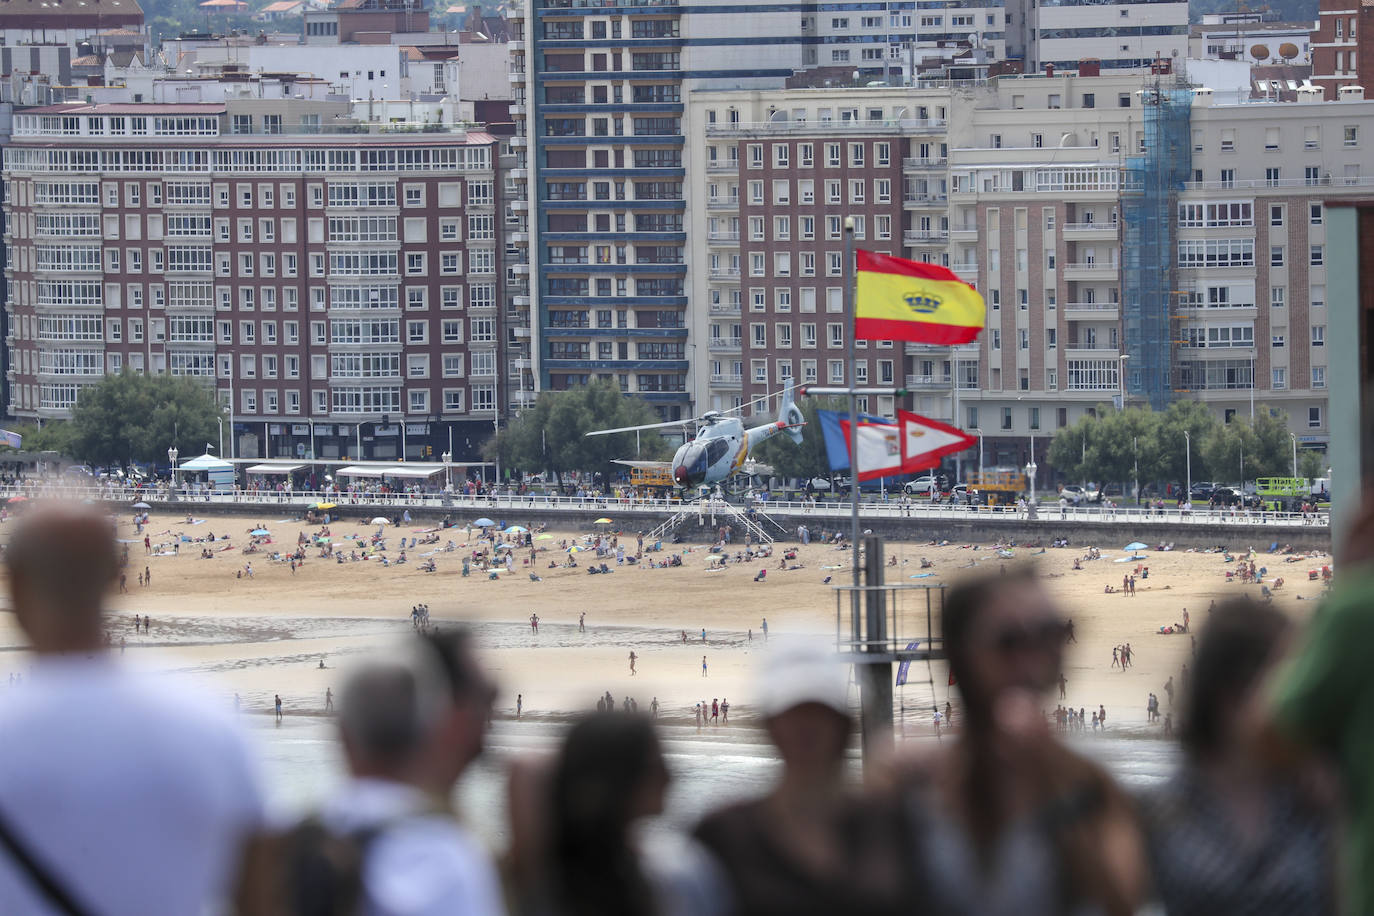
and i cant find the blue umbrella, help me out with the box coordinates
[504,525,528,534]
[474,518,497,527]
[251,528,270,536]
[1124,541,1148,551]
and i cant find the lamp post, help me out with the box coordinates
[1184,429,1192,506]
[977,430,984,478]
[216,416,223,458]
[1117,353,1130,409]
[1290,432,1298,479]
[167,445,179,487]
[1024,457,1038,507]
[441,450,452,490]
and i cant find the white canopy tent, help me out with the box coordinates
[335,464,445,480]
[245,463,304,475]
[177,453,233,472]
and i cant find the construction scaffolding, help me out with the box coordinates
[1122,81,1193,411]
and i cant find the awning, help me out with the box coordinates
[246,463,304,475]
[335,464,444,480]
[178,453,233,472]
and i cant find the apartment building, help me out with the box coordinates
[3,99,504,461]
[1310,0,1371,98]
[686,72,1372,475]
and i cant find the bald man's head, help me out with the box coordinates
[7,502,118,652]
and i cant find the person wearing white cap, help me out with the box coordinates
[692,642,919,915]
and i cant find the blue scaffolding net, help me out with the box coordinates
[1122,85,1192,411]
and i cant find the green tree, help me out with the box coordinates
[0,420,77,457]
[484,380,670,482]
[752,396,845,482]
[67,372,222,467]
[1047,405,1160,489]
[1298,448,1327,480]
[1152,400,1220,485]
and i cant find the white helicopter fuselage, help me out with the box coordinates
[670,416,794,489]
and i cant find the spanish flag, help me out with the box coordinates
[855,249,986,345]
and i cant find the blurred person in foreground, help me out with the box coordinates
[693,642,922,916]
[0,502,263,915]
[236,630,504,916]
[507,713,724,916]
[897,566,1148,916]
[1266,498,1374,915]
[1141,598,1335,915]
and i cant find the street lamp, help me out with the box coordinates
[1024,457,1038,507]
[1117,353,1130,409]
[1290,432,1298,479]
[1184,429,1192,507]
[441,450,453,490]
[167,445,179,487]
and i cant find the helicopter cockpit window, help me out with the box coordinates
[705,439,730,466]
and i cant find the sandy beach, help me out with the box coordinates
[0,508,1334,737]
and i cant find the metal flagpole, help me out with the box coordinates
[845,217,859,595]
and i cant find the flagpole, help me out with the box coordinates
[845,217,859,597]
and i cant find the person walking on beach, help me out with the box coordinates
[1163,676,1175,706]
[274,694,283,722]
[1112,646,1120,668]
[530,613,540,634]
[119,571,128,594]
[133,614,141,632]
[1058,672,1068,699]
[517,693,523,718]
[711,698,719,724]
[144,566,151,587]
[761,617,769,641]
[628,651,637,676]
[651,697,659,718]
[579,612,586,633]
[721,698,729,723]
[324,687,334,713]
[144,534,151,555]
[701,656,708,678]
[0,503,263,915]
[701,628,707,643]
[143,615,151,634]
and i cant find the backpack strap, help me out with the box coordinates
[0,804,97,916]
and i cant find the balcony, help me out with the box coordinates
[708,300,741,315]
[1063,303,1120,321]
[1062,221,1119,238]
[710,373,743,387]
[905,374,952,390]
[512,295,531,307]
[509,40,523,53]
[708,339,742,353]
[950,225,978,240]
[1062,261,1118,280]
[951,262,978,280]
[707,160,739,173]
[1064,345,1123,358]
[508,231,529,243]
[707,196,739,210]
[903,192,948,208]
[707,231,740,245]
[904,229,949,245]
[511,136,527,148]
[709,267,741,280]
[707,117,946,136]
[902,157,947,170]
[510,168,528,181]
[512,198,529,211]
[510,103,526,116]
[509,69,525,84]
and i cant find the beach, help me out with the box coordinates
[0,508,1331,733]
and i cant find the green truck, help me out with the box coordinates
[1254,477,1328,512]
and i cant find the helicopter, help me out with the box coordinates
[586,386,805,491]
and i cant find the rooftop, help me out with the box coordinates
[0,0,144,26]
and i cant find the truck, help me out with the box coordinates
[630,465,676,494]
[965,469,1027,507]
[1254,477,1312,512]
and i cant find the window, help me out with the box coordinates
[1272,334,1286,349]
[1272,368,1287,389]
[1271,286,1285,308]
[1310,203,1323,225]
[1311,245,1324,266]
[1309,406,1322,428]
[1270,205,1284,227]
[1270,246,1284,268]
[1345,125,1359,147]
[1312,367,1326,389]
[1312,325,1325,347]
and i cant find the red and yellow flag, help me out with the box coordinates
[855,249,986,345]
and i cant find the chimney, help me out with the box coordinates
[1338,84,1366,101]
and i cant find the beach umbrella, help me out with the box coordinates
[1124,541,1148,551]
[593,517,613,525]
[313,502,337,511]
[7,496,27,503]
[504,525,528,534]
[251,528,270,536]
[474,518,496,527]
[132,501,151,509]
[371,517,390,525]
[567,546,583,553]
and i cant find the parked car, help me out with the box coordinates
[1059,485,1086,504]
[903,475,939,496]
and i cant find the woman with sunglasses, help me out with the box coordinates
[897,566,1149,916]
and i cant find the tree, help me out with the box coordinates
[484,380,671,482]
[1152,400,1220,485]
[1299,448,1327,481]
[0,420,76,457]
[67,373,222,467]
[752,396,845,482]
[1047,405,1160,488]
[1199,407,1295,484]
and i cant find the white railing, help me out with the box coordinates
[0,483,1327,528]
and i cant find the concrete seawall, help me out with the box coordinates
[168,498,1332,553]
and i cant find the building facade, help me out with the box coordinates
[3,100,504,461]
[1310,0,1371,99]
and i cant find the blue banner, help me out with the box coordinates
[894,640,921,686]
[815,409,893,473]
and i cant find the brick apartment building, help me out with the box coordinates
[3,99,504,461]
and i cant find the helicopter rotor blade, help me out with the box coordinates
[584,419,695,437]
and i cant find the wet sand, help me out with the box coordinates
[0,509,1333,736]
